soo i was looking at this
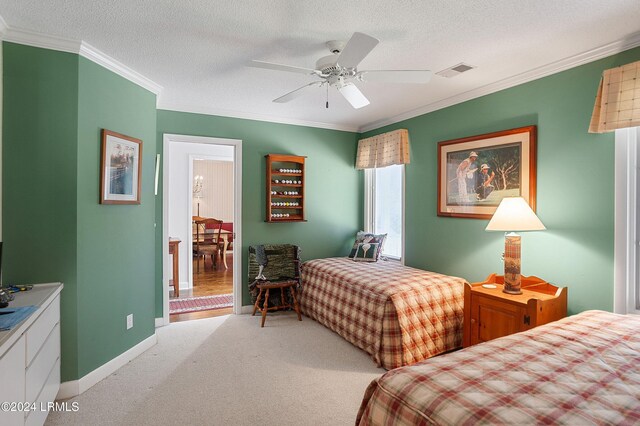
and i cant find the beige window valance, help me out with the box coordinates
[589,60,640,133]
[356,129,410,169]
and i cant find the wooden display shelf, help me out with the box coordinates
[266,154,306,223]
[271,170,303,176]
[270,215,306,221]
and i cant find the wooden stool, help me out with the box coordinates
[251,280,302,327]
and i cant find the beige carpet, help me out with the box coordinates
[46,312,384,426]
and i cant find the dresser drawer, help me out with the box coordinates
[25,358,60,426]
[25,324,60,404]
[26,295,60,366]
[0,336,26,426]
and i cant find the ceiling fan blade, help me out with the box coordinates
[248,60,318,75]
[337,83,370,109]
[359,70,432,84]
[273,81,323,103]
[336,32,379,69]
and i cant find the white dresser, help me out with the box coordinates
[0,283,63,426]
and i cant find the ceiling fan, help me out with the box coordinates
[248,32,432,109]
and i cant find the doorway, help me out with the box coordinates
[162,134,242,325]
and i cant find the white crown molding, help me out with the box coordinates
[3,15,638,134]
[359,32,640,133]
[2,24,162,96]
[3,26,80,53]
[157,101,360,133]
[79,42,163,95]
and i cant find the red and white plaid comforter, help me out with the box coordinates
[357,310,640,425]
[299,257,466,370]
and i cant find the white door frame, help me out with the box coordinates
[162,133,243,325]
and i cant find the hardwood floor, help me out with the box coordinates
[170,253,234,323]
[170,307,233,322]
[193,253,234,295]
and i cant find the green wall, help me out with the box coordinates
[362,47,640,314]
[156,111,361,311]
[3,43,80,380]
[3,43,157,381]
[76,58,157,378]
[4,35,638,383]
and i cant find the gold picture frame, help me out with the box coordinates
[437,126,537,219]
[100,129,143,205]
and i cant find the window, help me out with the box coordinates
[614,126,640,315]
[364,165,405,261]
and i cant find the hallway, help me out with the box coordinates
[170,253,233,322]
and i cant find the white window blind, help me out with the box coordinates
[364,165,405,261]
[614,126,640,315]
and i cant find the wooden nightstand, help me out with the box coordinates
[463,274,567,348]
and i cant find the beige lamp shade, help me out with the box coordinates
[486,197,546,232]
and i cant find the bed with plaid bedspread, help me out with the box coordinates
[357,310,640,425]
[299,257,466,370]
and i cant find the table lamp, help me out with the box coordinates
[485,197,546,294]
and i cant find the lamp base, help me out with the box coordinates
[503,232,522,295]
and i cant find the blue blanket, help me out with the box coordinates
[0,306,38,331]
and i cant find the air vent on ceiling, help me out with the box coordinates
[436,63,476,78]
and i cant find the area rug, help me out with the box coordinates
[170,294,233,315]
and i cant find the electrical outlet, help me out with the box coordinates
[126,314,134,330]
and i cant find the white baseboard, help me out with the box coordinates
[57,380,79,400]
[57,333,157,400]
[240,305,254,314]
[155,317,166,328]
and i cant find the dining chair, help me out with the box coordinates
[221,222,233,248]
[193,218,223,272]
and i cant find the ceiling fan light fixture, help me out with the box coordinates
[337,82,370,109]
[250,32,430,109]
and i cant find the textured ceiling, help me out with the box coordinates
[1,0,639,131]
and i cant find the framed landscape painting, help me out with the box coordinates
[437,126,536,219]
[100,129,143,204]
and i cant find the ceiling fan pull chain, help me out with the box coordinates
[326,83,329,109]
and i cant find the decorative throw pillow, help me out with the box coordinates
[349,231,387,261]
[352,243,380,262]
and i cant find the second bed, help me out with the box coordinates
[299,257,467,370]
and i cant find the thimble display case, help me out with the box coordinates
[266,154,306,222]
